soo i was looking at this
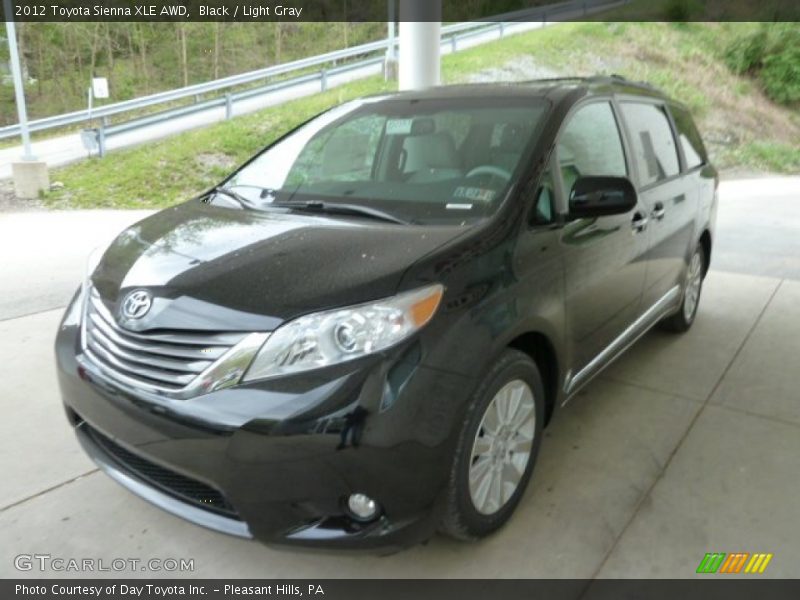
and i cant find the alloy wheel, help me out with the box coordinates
[468,379,536,515]
[683,250,704,321]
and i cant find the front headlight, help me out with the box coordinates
[242,284,444,382]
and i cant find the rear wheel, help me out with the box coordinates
[440,349,544,541]
[661,243,706,333]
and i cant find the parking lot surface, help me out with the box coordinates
[1,177,798,578]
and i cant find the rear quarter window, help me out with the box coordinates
[670,105,708,170]
[620,102,681,186]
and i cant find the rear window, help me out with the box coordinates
[620,102,681,186]
[670,105,707,170]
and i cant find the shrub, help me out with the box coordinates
[724,28,769,74]
[761,28,800,104]
[724,24,800,105]
[664,0,701,22]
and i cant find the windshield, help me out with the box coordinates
[223,95,550,225]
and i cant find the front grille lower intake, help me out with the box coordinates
[83,421,240,519]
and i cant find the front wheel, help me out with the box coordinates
[661,243,706,333]
[440,349,545,541]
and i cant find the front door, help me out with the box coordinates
[556,100,650,376]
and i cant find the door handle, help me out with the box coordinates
[651,202,666,221]
[631,212,648,233]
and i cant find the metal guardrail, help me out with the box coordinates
[1,0,624,153]
[88,60,384,155]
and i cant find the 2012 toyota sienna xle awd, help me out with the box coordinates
[56,76,717,551]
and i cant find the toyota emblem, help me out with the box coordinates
[121,290,153,320]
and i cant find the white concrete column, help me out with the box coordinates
[398,0,441,91]
[384,0,398,81]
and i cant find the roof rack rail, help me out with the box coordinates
[519,76,588,84]
[588,74,663,92]
[519,75,666,95]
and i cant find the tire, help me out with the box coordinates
[440,349,545,541]
[661,242,706,333]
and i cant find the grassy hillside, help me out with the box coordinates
[43,22,800,210]
[447,22,800,173]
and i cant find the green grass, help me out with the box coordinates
[43,22,800,210]
[727,142,800,173]
[44,77,395,209]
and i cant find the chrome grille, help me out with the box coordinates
[83,288,249,393]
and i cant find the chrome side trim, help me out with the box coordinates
[75,423,252,539]
[564,285,681,400]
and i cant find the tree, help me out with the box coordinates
[177,23,188,87]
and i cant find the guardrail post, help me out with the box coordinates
[98,125,107,158]
[450,35,457,53]
[225,94,233,120]
[102,116,108,127]
[320,69,328,92]
[499,23,505,38]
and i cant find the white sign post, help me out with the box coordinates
[4,0,34,160]
[92,77,110,99]
[87,77,109,124]
[4,0,49,198]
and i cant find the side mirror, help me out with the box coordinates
[568,176,637,219]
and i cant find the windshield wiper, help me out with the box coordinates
[270,200,409,225]
[209,186,259,210]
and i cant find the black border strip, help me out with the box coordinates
[5,579,800,599]
[3,0,800,22]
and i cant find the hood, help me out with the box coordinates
[90,200,465,332]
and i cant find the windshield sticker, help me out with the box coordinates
[453,186,496,203]
[386,119,413,135]
[446,203,474,210]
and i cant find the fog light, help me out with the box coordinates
[347,493,378,521]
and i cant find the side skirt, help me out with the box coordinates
[562,285,681,404]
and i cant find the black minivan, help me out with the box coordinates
[56,76,717,551]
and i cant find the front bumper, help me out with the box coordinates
[55,299,474,551]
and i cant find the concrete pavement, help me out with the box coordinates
[1,272,796,578]
[0,176,798,578]
[714,177,800,281]
[0,210,152,320]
